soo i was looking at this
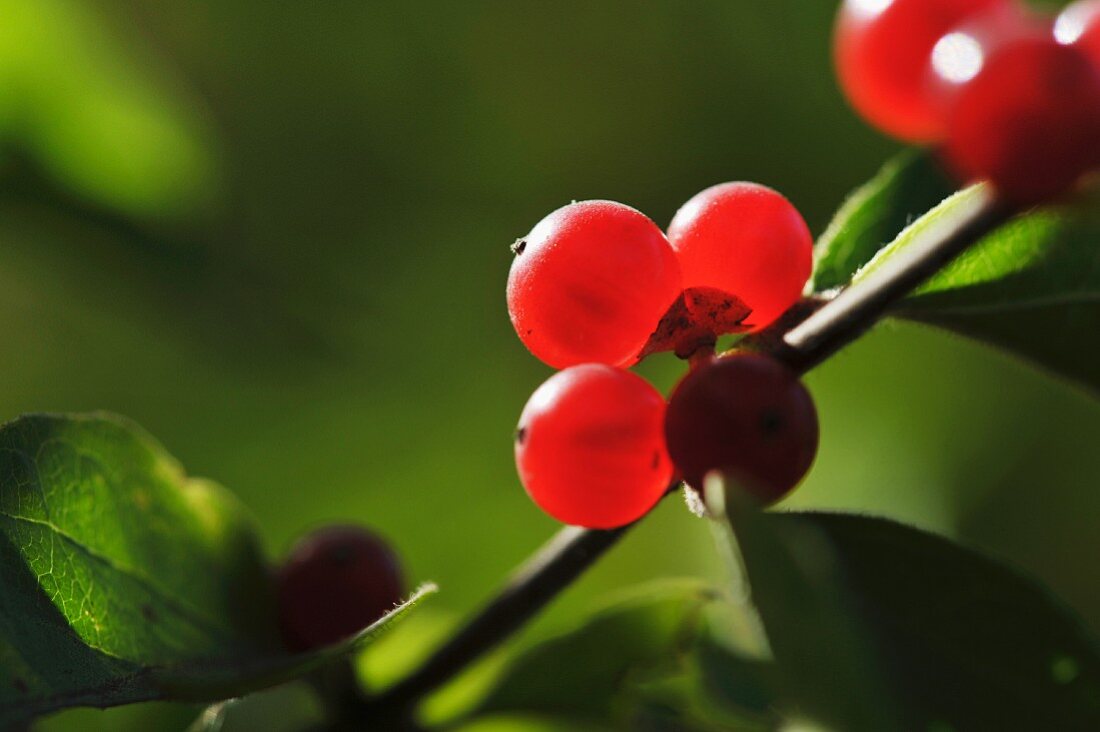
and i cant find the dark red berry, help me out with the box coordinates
[507,200,682,369]
[940,35,1100,205]
[277,525,404,652]
[664,354,818,504]
[1057,1,1100,68]
[666,183,812,332]
[515,364,673,529]
[834,0,1011,142]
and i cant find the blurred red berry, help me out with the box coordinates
[664,354,818,504]
[834,0,1011,142]
[666,182,812,332]
[940,36,1100,205]
[277,525,404,652]
[515,364,673,529]
[507,200,682,369]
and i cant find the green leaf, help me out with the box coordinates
[693,635,780,720]
[812,150,956,291]
[0,413,434,727]
[711,480,906,731]
[773,511,1100,731]
[857,186,1100,393]
[473,580,722,725]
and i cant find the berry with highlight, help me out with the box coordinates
[507,201,682,369]
[515,364,673,529]
[941,36,1100,205]
[834,0,1010,142]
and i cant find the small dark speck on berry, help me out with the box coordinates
[516,426,527,444]
[511,238,527,255]
[759,409,785,437]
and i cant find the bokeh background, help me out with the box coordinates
[3,0,1093,729]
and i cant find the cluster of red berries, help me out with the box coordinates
[836,0,1100,205]
[508,189,819,529]
[276,525,405,652]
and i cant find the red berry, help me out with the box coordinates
[515,364,673,529]
[666,183,812,332]
[277,525,404,652]
[940,36,1100,205]
[834,0,1011,142]
[507,201,682,369]
[1057,1,1100,67]
[664,354,818,504]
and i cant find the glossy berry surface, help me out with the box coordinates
[277,525,404,652]
[834,0,1010,142]
[941,37,1100,205]
[507,200,682,369]
[664,354,818,504]
[666,182,812,331]
[1057,1,1100,67]
[515,364,673,529]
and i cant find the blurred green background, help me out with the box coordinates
[3,0,1094,729]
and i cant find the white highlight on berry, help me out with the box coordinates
[1055,5,1090,45]
[932,31,985,85]
[848,0,894,19]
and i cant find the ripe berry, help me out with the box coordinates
[515,364,673,529]
[666,183,812,332]
[834,0,1010,142]
[664,354,818,504]
[1056,1,1100,67]
[939,36,1100,205]
[277,525,404,652]
[507,201,682,369]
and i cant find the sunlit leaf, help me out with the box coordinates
[812,150,955,291]
[0,413,433,727]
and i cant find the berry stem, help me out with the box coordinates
[688,344,717,371]
[777,187,1012,372]
[363,521,639,716]
[354,188,1014,724]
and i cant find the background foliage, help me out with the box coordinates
[0,1,1095,729]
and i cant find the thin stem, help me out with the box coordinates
[777,189,1011,372]
[360,189,1015,722]
[365,521,637,715]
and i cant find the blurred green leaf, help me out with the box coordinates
[812,150,955,291]
[775,511,1100,731]
[0,0,217,218]
[693,635,779,721]
[852,184,1100,392]
[712,480,905,731]
[473,580,721,726]
[0,413,434,727]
